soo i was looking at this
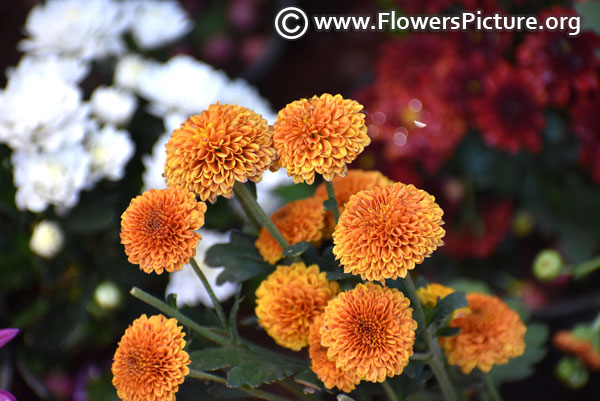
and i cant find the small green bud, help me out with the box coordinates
[556,357,589,389]
[94,281,122,310]
[533,249,563,281]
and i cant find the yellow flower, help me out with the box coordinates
[416,283,470,318]
[112,314,190,401]
[439,293,526,374]
[120,188,206,274]
[165,103,276,203]
[313,169,392,235]
[309,315,361,392]
[320,283,417,382]
[255,263,339,351]
[255,198,325,264]
[273,94,370,184]
[332,182,445,281]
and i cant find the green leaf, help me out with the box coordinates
[205,231,272,284]
[166,293,178,308]
[430,292,468,329]
[388,362,431,400]
[435,327,461,337]
[63,197,116,233]
[293,370,324,393]
[576,0,600,33]
[229,293,243,343]
[573,255,600,279]
[489,323,548,384]
[275,183,314,203]
[283,241,310,257]
[190,345,307,388]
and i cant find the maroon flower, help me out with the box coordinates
[517,6,599,107]
[571,93,600,182]
[472,62,547,153]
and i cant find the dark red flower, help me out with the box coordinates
[472,62,546,153]
[442,199,513,259]
[517,7,599,107]
[571,93,600,182]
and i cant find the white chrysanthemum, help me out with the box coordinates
[256,169,294,214]
[114,54,153,91]
[221,79,277,124]
[18,0,128,60]
[137,54,229,117]
[141,131,170,192]
[85,124,135,184]
[90,86,137,126]
[6,55,89,84]
[30,220,64,258]
[12,146,90,213]
[166,230,239,308]
[124,0,192,49]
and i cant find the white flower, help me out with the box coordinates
[137,54,229,117]
[256,169,294,214]
[12,145,90,213]
[0,58,89,152]
[30,220,64,258]
[125,0,192,49]
[166,230,239,309]
[94,281,122,310]
[90,86,137,126]
[6,54,89,84]
[85,124,135,184]
[18,0,128,60]
[221,79,277,124]
[141,131,170,192]
[114,54,153,91]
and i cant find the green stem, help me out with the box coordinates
[189,257,229,332]
[381,380,400,401]
[234,182,290,250]
[324,180,340,224]
[130,287,228,346]
[404,275,458,401]
[188,369,295,401]
[410,352,433,362]
[483,373,503,401]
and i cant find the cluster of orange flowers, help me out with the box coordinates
[112,93,528,400]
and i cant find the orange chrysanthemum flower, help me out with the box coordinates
[164,103,276,203]
[554,330,600,371]
[320,283,417,382]
[309,314,361,392]
[120,188,206,274]
[273,94,370,184]
[255,198,325,264]
[439,293,526,374]
[112,314,190,401]
[255,263,339,351]
[314,169,393,235]
[332,182,445,281]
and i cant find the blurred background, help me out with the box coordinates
[1,0,599,400]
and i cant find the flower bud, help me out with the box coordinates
[30,220,64,258]
[556,357,589,389]
[94,281,122,310]
[533,249,563,281]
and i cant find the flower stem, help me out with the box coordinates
[189,257,229,332]
[483,373,503,401]
[188,369,295,401]
[233,182,290,249]
[130,287,228,346]
[410,352,433,362]
[404,274,459,401]
[381,380,400,401]
[324,180,340,224]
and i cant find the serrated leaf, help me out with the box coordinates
[436,327,461,337]
[283,241,310,257]
[430,292,468,329]
[205,231,272,284]
[190,345,307,388]
[293,370,324,392]
[489,323,549,384]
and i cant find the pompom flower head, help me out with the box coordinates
[120,188,206,274]
[164,103,276,203]
[314,169,392,235]
[439,293,526,374]
[320,283,417,382]
[273,93,370,184]
[333,182,445,281]
[112,314,190,401]
[255,263,339,351]
[309,315,361,392]
[255,198,325,264]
